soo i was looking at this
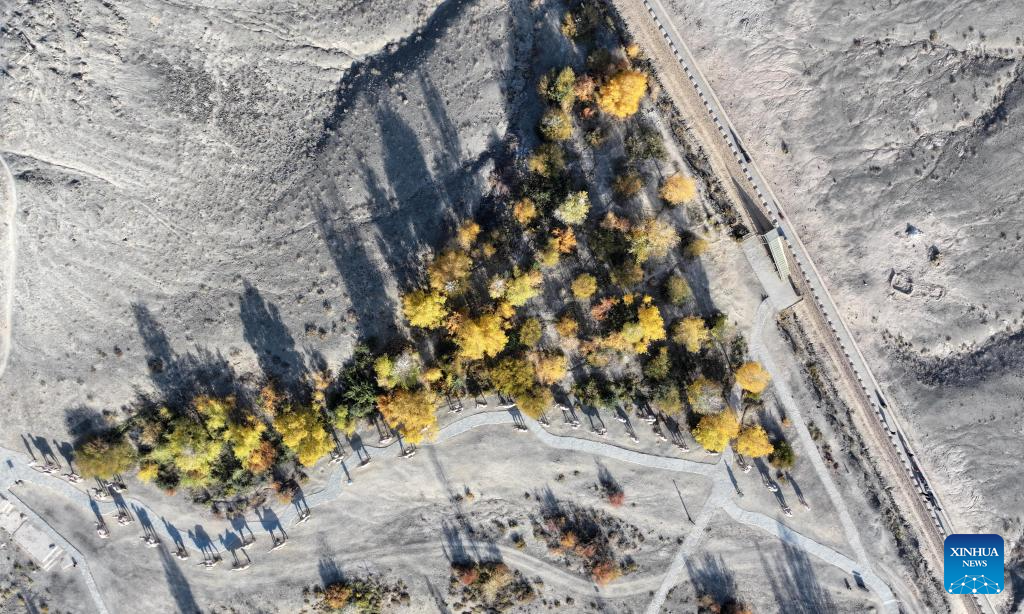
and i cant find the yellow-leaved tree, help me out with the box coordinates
[505,268,543,307]
[428,250,473,294]
[607,302,665,354]
[673,316,711,353]
[659,174,697,205]
[692,408,740,452]
[456,220,481,250]
[455,312,509,361]
[402,289,449,329]
[735,425,774,458]
[378,388,438,444]
[571,273,598,299]
[532,351,568,385]
[735,361,771,394]
[597,70,648,118]
[274,403,333,467]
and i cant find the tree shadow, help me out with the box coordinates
[759,541,838,613]
[239,281,307,391]
[132,303,238,406]
[63,406,107,445]
[684,553,738,604]
[157,543,200,614]
[318,557,345,587]
[595,460,622,499]
[315,0,479,151]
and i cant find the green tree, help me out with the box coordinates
[665,274,692,305]
[75,431,136,479]
[686,376,725,415]
[539,66,577,109]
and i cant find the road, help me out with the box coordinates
[611,0,990,611]
[2,401,896,613]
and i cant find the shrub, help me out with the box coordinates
[574,74,597,101]
[613,172,644,198]
[526,143,565,177]
[652,384,683,415]
[665,274,692,305]
[591,560,622,585]
[555,191,591,225]
[539,108,573,141]
[539,66,577,109]
[642,346,671,381]
[683,235,710,258]
[769,439,796,470]
[686,376,725,415]
[692,408,740,452]
[401,289,448,329]
[735,361,771,394]
[735,425,774,458]
[624,124,666,161]
[660,173,697,204]
[610,261,645,287]
[572,273,598,300]
[597,71,648,118]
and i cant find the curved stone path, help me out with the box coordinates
[1,400,897,613]
[748,300,899,610]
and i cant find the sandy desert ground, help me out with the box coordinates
[1,0,1018,611]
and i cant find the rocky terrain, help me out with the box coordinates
[0,0,518,440]
[666,0,1024,551]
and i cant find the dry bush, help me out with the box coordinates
[591,560,622,585]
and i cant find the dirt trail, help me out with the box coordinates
[0,154,16,381]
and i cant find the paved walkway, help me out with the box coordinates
[1,400,896,613]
